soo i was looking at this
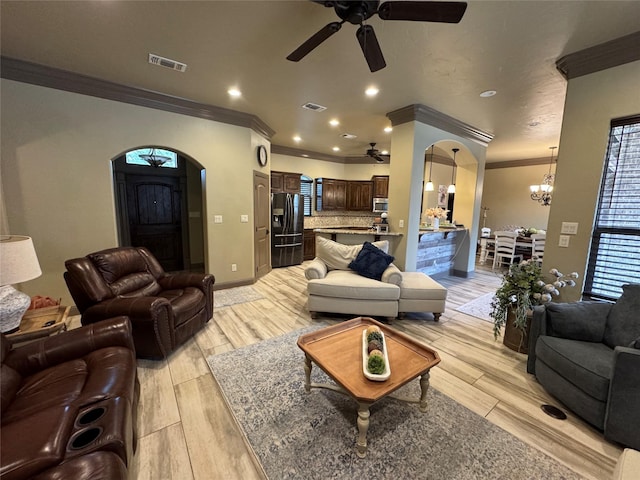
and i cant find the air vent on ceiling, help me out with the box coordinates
[301,102,327,112]
[340,133,358,139]
[148,53,187,72]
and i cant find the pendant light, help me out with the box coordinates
[424,145,435,191]
[447,148,458,194]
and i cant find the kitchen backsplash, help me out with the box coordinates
[304,212,378,229]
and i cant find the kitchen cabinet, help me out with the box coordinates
[315,178,346,211]
[346,181,373,211]
[303,229,316,260]
[271,171,301,194]
[372,175,389,198]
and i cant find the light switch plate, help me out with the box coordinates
[240,214,249,223]
[559,235,570,247]
[214,215,223,224]
[561,222,579,234]
[399,219,404,228]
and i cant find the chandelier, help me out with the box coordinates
[530,146,556,206]
[139,148,171,168]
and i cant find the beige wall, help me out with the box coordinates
[271,153,390,181]
[544,60,640,301]
[480,164,552,234]
[1,79,268,303]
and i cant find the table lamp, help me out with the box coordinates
[0,235,42,333]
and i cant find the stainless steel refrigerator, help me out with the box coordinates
[271,193,304,267]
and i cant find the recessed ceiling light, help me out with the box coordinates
[332,146,340,152]
[384,126,393,133]
[381,150,389,155]
[293,136,302,143]
[329,119,340,126]
[302,154,309,157]
[479,90,497,98]
[365,87,379,97]
[228,88,242,97]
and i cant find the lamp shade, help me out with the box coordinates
[0,235,42,286]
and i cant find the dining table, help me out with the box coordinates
[478,234,533,264]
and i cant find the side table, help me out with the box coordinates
[4,305,70,346]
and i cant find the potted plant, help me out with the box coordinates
[490,259,578,353]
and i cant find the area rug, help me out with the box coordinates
[206,328,582,480]
[456,292,495,323]
[214,285,264,308]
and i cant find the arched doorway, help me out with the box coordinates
[113,146,205,273]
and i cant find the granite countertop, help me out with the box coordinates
[418,226,467,233]
[314,227,403,237]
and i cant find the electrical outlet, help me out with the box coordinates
[231,263,237,272]
[559,235,570,247]
[214,215,223,224]
[561,222,579,234]
[240,214,249,223]
[399,219,404,228]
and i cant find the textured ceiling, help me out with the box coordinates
[2,1,639,163]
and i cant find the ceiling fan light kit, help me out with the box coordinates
[288,1,467,72]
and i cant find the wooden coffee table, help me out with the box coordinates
[297,317,440,458]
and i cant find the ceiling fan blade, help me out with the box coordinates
[378,1,468,23]
[287,22,342,62]
[356,25,386,73]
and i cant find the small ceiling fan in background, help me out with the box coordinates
[349,143,390,163]
[287,1,468,72]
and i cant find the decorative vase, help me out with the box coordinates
[432,217,440,229]
[502,307,533,353]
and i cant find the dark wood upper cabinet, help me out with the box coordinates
[346,181,373,211]
[271,171,301,194]
[372,175,389,198]
[315,178,346,211]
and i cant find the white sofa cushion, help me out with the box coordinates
[316,236,389,271]
[307,270,400,301]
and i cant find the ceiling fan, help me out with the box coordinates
[364,143,390,163]
[287,1,468,72]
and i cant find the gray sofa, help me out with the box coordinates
[527,284,640,450]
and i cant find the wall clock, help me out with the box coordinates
[257,145,268,167]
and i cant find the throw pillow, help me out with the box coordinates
[348,242,395,280]
[603,284,640,348]
[316,236,389,270]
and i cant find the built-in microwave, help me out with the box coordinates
[372,198,389,213]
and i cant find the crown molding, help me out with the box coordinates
[386,104,494,147]
[485,157,553,169]
[0,56,275,139]
[556,31,640,80]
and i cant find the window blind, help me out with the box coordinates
[300,176,313,217]
[584,115,640,300]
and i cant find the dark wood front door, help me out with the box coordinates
[126,174,185,272]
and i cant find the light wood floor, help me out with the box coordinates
[119,262,622,479]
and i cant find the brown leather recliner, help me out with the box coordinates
[1,316,138,480]
[64,246,215,359]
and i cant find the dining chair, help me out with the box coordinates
[531,233,546,264]
[492,231,522,269]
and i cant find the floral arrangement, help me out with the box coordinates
[424,207,448,219]
[490,259,579,339]
[518,227,541,237]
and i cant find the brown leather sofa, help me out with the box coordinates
[0,317,138,480]
[64,246,215,359]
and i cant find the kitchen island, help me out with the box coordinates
[416,227,468,277]
[314,227,403,246]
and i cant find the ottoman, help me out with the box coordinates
[398,272,447,321]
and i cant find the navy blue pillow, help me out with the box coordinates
[348,242,395,280]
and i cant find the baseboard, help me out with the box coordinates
[213,279,255,291]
